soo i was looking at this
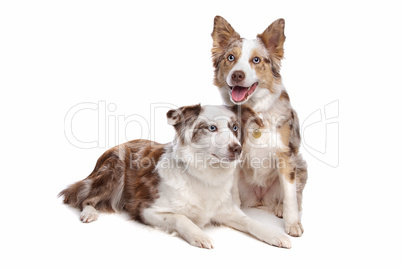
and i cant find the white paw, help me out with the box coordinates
[188,234,214,249]
[80,206,99,223]
[269,234,292,249]
[285,221,304,237]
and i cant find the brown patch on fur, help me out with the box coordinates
[279,91,290,102]
[192,121,209,142]
[278,116,300,156]
[276,151,296,183]
[59,139,165,223]
[289,142,295,155]
[124,141,165,223]
[289,168,296,181]
[276,117,302,183]
[277,121,297,183]
[278,121,291,147]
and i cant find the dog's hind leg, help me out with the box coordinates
[80,205,99,223]
[60,146,127,222]
[78,195,101,223]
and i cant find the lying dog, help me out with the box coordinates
[59,104,291,249]
[211,16,308,237]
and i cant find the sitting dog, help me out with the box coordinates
[59,104,291,249]
[211,16,308,237]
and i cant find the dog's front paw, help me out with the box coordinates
[285,221,304,237]
[188,234,214,249]
[269,234,292,249]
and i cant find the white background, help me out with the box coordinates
[1,0,401,267]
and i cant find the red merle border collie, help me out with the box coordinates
[59,104,291,249]
[211,16,308,237]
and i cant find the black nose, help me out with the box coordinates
[231,70,245,83]
[229,144,242,155]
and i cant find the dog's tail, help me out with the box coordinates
[58,179,101,210]
[58,179,87,208]
[58,146,126,213]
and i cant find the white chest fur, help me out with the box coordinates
[241,117,284,186]
[154,159,234,227]
[245,118,285,151]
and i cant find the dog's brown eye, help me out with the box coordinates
[228,54,235,62]
[208,125,217,132]
[252,57,260,64]
[233,125,238,132]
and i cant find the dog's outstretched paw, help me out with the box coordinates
[188,234,214,249]
[270,235,292,249]
[80,206,99,223]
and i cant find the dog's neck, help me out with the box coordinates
[247,84,284,114]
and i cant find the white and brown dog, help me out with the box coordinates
[211,16,308,237]
[59,104,291,249]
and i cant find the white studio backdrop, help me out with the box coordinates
[1,1,401,267]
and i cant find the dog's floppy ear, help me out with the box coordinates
[211,16,241,67]
[167,104,202,131]
[237,105,264,128]
[229,105,264,144]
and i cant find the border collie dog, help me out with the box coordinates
[59,104,291,249]
[211,16,308,237]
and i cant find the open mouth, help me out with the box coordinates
[229,82,258,103]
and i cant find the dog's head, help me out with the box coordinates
[167,104,262,166]
[211,16,285,105]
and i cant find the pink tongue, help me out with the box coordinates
[231,86,248,102]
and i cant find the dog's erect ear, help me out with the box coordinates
[257,18,286,60]
[212,16,240,49]
[167,104,202,129]
[211,16,241,67]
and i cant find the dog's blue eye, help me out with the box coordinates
[253,57,260,64]
[228,54,235,62]
[208,125,217,132]
[233,125,238,132]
